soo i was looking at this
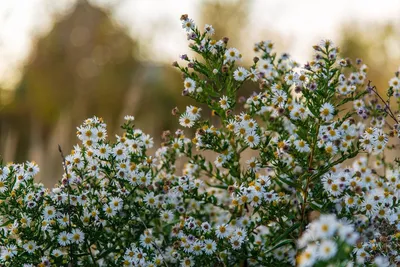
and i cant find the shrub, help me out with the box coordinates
[0,15,399,266]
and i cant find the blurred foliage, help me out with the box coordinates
[339,22,400,94]
[0,0,399,187]
[0,1,183,185]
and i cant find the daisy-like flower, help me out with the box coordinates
[192,241,203,255]
[294,139,310,153]
[52,249,63,257]
[297,244,318,267]
[0,177,7,193]
[103,204,116,218]
[144,192,157,208]
[203,239,217,255]
[95,143,111,159]
[215,224,230,239]
[318,240,337,260]
[324,142,337,155]
[43,206,56,220]
[183,78,196,93]
[219,96,230,110]
[247,68,259,82]
[181,256,195,267]
[113,143,127,161]
[160,210,174,222]
[271,90,287,107]
[109,197,123,211]
[244,131,260,148]
[58,231,70,246]
[257,59,273,74]
[182,18,195,32]
[179,113,195,128]
[185,106,201,120]
[230,236,243,250]
[313,215,337,238]
[246,157,261,172]
[204,24,214,36]
[224,48,241,63]
[26,162,40,177]
[140,233,153,249]
[389,76,400,89]
[23,241,37,254]
[201,222,212,233]
[70,228,85,244]
[233,67,248,81]
[320,102,335,121]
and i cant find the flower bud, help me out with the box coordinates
[182,89,189,96]
[180,14,188,21]
[171,107,179,116]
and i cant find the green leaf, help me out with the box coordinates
[272,222,301,245]
[264,239,295,255]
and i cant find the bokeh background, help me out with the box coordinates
[0,0,399,187]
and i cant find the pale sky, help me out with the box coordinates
[0,0,399,90]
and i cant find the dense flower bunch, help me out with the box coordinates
[0,15,399,266]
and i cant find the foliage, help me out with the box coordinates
[0,15,400,266]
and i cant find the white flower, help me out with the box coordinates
[294,139,310,153]
[246,157,261,172]
[313,215,337,238]
[160,210,174,222]
[224,48,241,63]
[204,24,214,36]
[320,102,335,121]
[185,105,201,120]
[124,115,135,121]
[244,131,260,148]
[257,59,273,73]
[0,177,7,193]
[389,76,400,89]
[113,144,127,161]
[51,249,63,257]
[219,96,230,110]
[179,113,195,128]
[182,18,195,32]
[233,67,248,81]
[144,192,157,208]
[183,78,196,93]
[318,240,337,260]
[215,224,230,239]
[109,197,123,211]
[271,90,287,107]
[203,239,216,255]
[230,236,243,250]
[181,256,195,267]
[58,231,70,246]
[43,206,56,220]
[201,222,212,233]
[140,233,153,249]
[23,241,37,254]
[103,204,116,218]
[70,228,85,244]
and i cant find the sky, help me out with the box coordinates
[0,0,399,90]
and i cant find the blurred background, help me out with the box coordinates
[0,0,399,187]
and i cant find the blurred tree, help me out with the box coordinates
[0,0,184,186]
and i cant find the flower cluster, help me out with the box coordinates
[297,214,359,267]
[0,15,399,266]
